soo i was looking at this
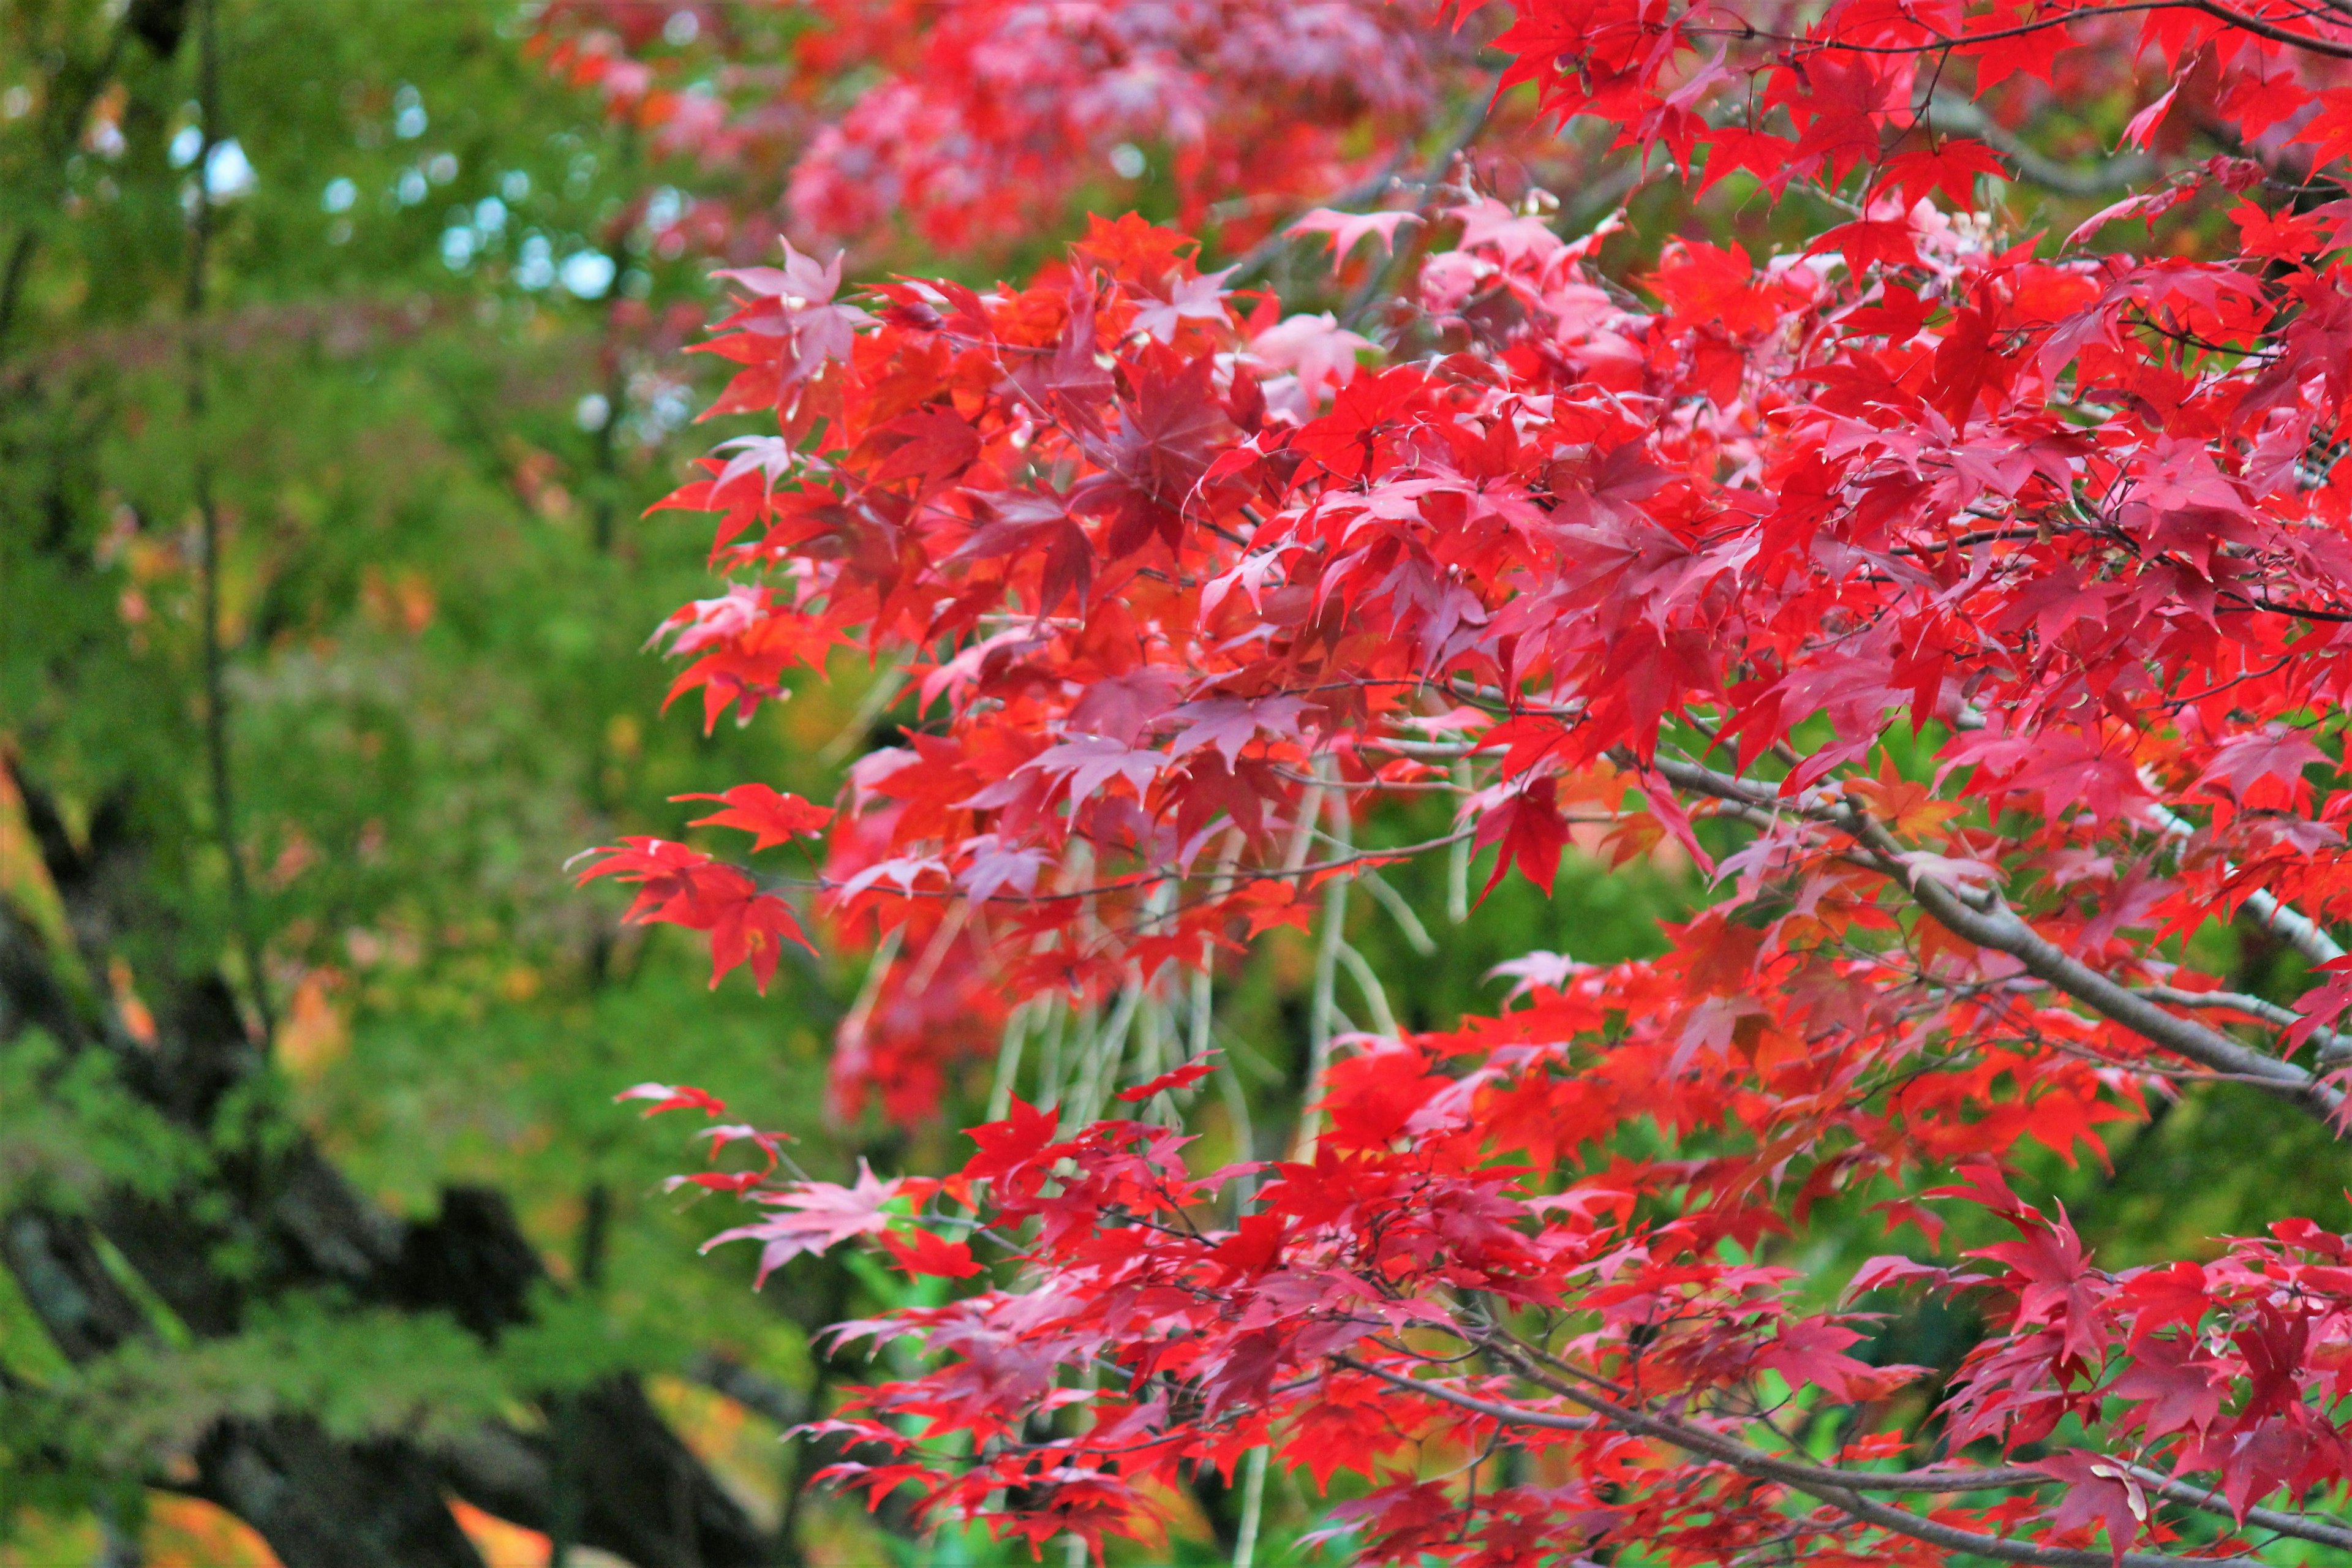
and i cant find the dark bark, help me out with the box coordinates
[453,1376,772,1568]
[0,1210,151,1365]
[0,1207,486,1568]
[191,1422,487,1568]
[126,0,194,59]
[0,773,768,1568]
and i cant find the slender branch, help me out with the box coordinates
[1338,1355,2282,1567]
[1333,940,1400,1038]
[1956,705,2346,975]
[1926,92,2153,197]
[1696,1,2352,62]
[181,0,274,1043]
[1493,1331,2352,1550]
[0,228,37,370]
[1640,750,2344,1123]
[2142,984,2352,1065]
[1229,1444,1270,1568]
[1357,867,1437,956]
[1295,761,1348,1162]
[2145,800,2346,968]
[986,1001,1034,1124]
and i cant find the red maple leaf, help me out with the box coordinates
[675,785,836,850]
[705,1161,905,1286]
[878,1226,983,1279]
[1472,776,1567,904]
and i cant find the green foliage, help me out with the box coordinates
[0,1033,211,1213]
[1,0,859,1551]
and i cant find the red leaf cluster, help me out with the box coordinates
[585,1,2352,1561]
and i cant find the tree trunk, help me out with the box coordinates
[0,769,768,1568]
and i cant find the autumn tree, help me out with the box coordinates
[597,2,2352,1565]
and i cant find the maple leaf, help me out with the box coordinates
[958,837,1051,903]
[707,891,813,993]
[574,837,753,929]
[1472,776,1567,904]
[1485,949,1580,1003]
[1453,196,1566,266]
[2122,85,2179,151]
[952,490,1095,615]
[1927,1160,2032,1222]
[2000,733,2146,823]
[1164,695,1310,766]
[963,1098,1060,1186]
[704,1160,905,1286]
[1074,352,1226,560]
[710,238,873,391]
[1847,1255,1986,1296]
[2285,954,2352,1050]
[2106,1333,2223,1437]
[2029,1451,2148,1563]
[1023,734,1169,808]
[708,433,797,497]
[1129,265,1237,344]
[1878,140,2007,208]
[2067,179,2201,247]
[1958,6,2071,88]
[1286,208,1422,274]
[1118,1053,1219,1102]
[1290,365,1427,480]
[1006,291,1114,440]
[1694,124,1799,195]
[674,785,835,850]
[878,1227,982,1279]
[1971,1212,2110,1363]
[869,407,981,489]
[1753,1318,1917,1403]
[614,1082,728,1118]
[2232,200,2331,263]
[1171,752,1279,845]
[1249,312,1373,409]
[2207,75,2306,148]
[2195,725,2324,805]
[2217,1415,2318,1521]
[1074,211,1196,281]
[1807,217,1921,275]
[1067,669,1185,747]
[1234,881,1313,936]
[1847,756,1959,839]
[1648,240,1776,336]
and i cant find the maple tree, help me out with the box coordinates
[526,0,1566,262]
[578,1,2352,1565]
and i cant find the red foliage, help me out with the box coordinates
[529,1,1548,259]
[585,1,2352,1561]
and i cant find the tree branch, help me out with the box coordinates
[1638,751,2345,1125]
[1927,92,2154,197]
[1341,1353,2293,1567]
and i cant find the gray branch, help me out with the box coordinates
[1927,92,2155,197]
[1637,752,2345,1125]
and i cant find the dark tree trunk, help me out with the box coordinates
[0,767,769,1568]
